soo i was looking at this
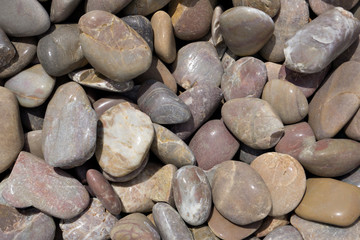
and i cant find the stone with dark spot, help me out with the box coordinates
[122,15,154,52]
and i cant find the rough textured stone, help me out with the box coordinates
[232,0,280,17]
[190,225,219,240]
[42,82,97,168]
[263,225,303,240]
[0,28,15,68]
[2,152,89,219]
[254,215,289,238]
[23,130,43,159]
[85,0,132,14]
[123,0,171,16]
[122,15,154,52]
[309,0,359,15]
[50,0,82,23]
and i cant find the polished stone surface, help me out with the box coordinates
[341,167,360,188]
[122,15,154,52]
[123,0,171,16]
[85,0,132,14]
[265,62,282,81]
[309,0,359,15]
[50,0,82,23]
[92,97,136,119]
[345,108,360,141]
[263,225,303,240]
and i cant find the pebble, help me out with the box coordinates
[42,82,97,168]
[239,144,269,164]
[23,130,44,159]
[0,28,16,67]
[123,0,171,16]
[190,225,219,240]
[341,167,360,187]
[232,0,281,17]
[345,108,360,140]
[92,97,136,119]
[211,5,224,47]
[333,36,360,68]
[5,64,55,108]
[309,0,359,15]
[122,15,154,52]
[254,215,289,238]
[2,151,89,219]
[265,62,282,81]
[263,225,303,240]
[50,0,82,23]
[85,0,132,14]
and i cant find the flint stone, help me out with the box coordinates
[0,28,15,67]
[232,0,280,17]
[2,151,90,219]
[123,0,171,16]
[50,0,82,23]
[122,15,154,52]
[263,225,303,240]
[85,0,132,14]
[24,130,44,159]
[309,0,359,15]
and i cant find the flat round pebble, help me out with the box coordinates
[263,225,303,240]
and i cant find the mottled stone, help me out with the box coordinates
[212,161,272,225]
[50,0,82,23]
[222,98,284,150]
[190,225,219,240]
[112,163,176,213]
[137,79,191,124]
[265,62,282,81]
[85,0,132,14]
[152,11,176,63]
[42,82,97,168]
[93,97,136,119]
[169,0,214,41]
[5,64,55,108]
[172,41,223,89]
[153,202,194,240]
[309,0,359,15]
[173,166,212,226]
[239,143,268,164]
[0,205,56,240]
[122,15,154,52]
[233,0,280,17]
[123,0,171,16]
[341,167,360,187]
[2,152,89,219]
[24,130,43,159]
[255,215,289,238]
[86,169,122,215]
[60,198,117,240]
[251,152,306,216]
[220,7,274,56]
[110,213,160,240]
[221,57,267,101]
[20,104,46,131]
[295,178,360,227]
[263,225,303,240]
[96,102,154,178]
[284,7,360,73]
[208,206,262,240]
[0,0,50,37]
[189,119,240,170]
[0,28,15,67]
[151,123,195,167]
[0,87,24,173]
[171,84,223,140]
[78,10,152,82]
[262,79,308,124]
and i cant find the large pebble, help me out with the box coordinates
[232,0,280,17]
[123,0,171,16]
[0,28,15,67]
[263,225,303,240]
[50,0,82,23]
[85,0,132,14]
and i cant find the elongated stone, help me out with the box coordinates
[151,123,195,167]
[42,82,97,168]
[50,0,82,23]
[78,10,152,82]
[85,0,132,14]
[123,0,171,16]
[173,166,212,226]
[284,7,360,73]
[263,225,303,240]
[2,152,89,219]
[24,130,43,159]
[232,0,280,17]
[0,28,15,68]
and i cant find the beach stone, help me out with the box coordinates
[0,0,50,37]
[24,130,43,159]
[37,24,87,77]
[172,41,223,89]
[151,123,195,167]
[60,198,117,240]
[93,97,136,119]
[0,87,24,173]
[295,178,360,227]
[222,98,284,150]
[69,68,134,92]
[0,205,56,240]
[85,0,132,14]
[0,37,37,79]
[96,101,153,178]
[110,213,160,240]
[86,169,122,215]
[50,0,82,23]
[341,167,360,187]
[264,225,303,240]
[171,84,223,140]
[345,107,360,140]
[239,143,268,164]
[208,206,263,240]
[112,163,176,213]
[190,226,219,240]
[152,11,176,63]
[308,61,360,140]
[173,166,212,226]
[220,7,274,56]
[232,0,280,17]
[254,215,289,238]
[123,0,171,16]
[211,5,224,47]
[78,10,152,82]
[42,82,97,168]
[2,151,89,219]
[122,15,154,52]
[5,64,55,108]
[169,0,214,41]
[290,214,360,240]
[152,202,194,240]
[189,119,240,170]
[309,0,359,15]
[20,104,46,131]
[212,161,272,225]
[137,79,191,124]
[221,57,267,101]
[265,62,282,81]
[262,79,308,124]
[0,28,15,68]
[251,152,306,216]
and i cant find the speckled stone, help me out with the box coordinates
[5,64,55,108]
[2,151,89,219]
[123,0,171,16]
[232,0,280,17]
[50,0,82,23]
[263,225,303,240]
[122,15,154,52]
[222,98,284,150]
[172,41,223,90]
[251,152,306,216]
[151,123,195,167]
[190,225,219,240]
[96,101,154,178]
[42,82,97,168]
[112,163,176,213]
[189,119,240,170]
[341,167,360,188]
[212,161,272,225]
[23,130,43,159]
[309,0,359,15]
[78,10,152,82]
[173,166,212,226]
[0,87,24,173]
[254,215,289,238]
[110,213,160,240]
[221,57,267,101]
[0,28,16,67]
[85,0,132,14]
[0,205,56,240]
[153,202,194,240]
[60,198,117,240]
